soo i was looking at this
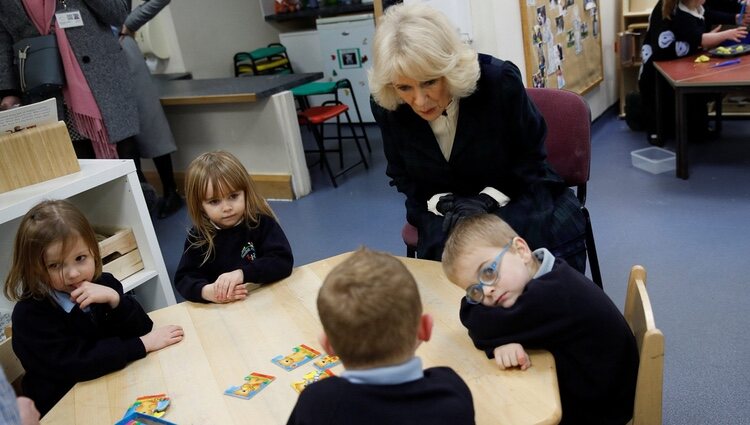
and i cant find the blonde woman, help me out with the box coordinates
[369,3,586,271]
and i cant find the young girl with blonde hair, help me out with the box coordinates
[174,151,294,303]
[4,200,184,416]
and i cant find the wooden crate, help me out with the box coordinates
[96,227,144,282]
[0,121,80,194]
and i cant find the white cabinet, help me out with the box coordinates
[0,160,176,313]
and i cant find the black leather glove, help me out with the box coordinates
[435,194,455,215]
[441,194,499,234]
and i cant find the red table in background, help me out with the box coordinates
[654,55,750,179]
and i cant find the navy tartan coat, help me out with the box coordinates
[373,54,586,269]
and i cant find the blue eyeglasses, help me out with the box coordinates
[465,242,511,305]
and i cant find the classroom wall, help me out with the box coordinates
[468,0,618,119]
[166,0,280,78]
[157,1,618,116]
[136,5,187,74]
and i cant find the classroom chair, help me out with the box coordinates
[298,100,369,188]
[402,87,604,288]
[292,78,372,167]
[1,327,24,395]
[624,265,664,425]
[233,43,293,77]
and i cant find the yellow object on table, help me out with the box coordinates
[695,55,710,63]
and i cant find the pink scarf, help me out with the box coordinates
[22,0,117,158]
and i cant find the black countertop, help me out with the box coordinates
[157,73,323,105]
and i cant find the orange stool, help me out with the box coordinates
[298,101,368,188]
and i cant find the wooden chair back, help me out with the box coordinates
[624,265,664,425]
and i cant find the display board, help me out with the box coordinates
[519,0,603,94]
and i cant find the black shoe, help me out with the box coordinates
[705,125,720,141]
[158,191,184,219]
[647,133,665,147]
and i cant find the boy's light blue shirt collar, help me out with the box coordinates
[51,290,90,313]
[341,356,424,385]
[532,248,555,279]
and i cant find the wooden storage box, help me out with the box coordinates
[96,227,144,282]
[0,121,80,194]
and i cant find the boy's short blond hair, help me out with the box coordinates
[317,248,422,369]
[442,214,520,284]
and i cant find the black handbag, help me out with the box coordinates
[13,34,65,95]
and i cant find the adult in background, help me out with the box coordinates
[369,3,586,272]
[0,0,143,180]
[120,0,182,218]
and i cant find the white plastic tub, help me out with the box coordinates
[631,147,676,174]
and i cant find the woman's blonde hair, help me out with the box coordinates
[184,151,276,265]
[369,2,480,111]
[4,200,102,301]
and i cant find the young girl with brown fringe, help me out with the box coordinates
[4,200,184,416]
[174,151,294,304]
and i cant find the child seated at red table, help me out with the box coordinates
[639,0,748,146]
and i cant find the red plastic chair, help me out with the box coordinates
[402,88,602,288]
[292,79,372,159]
[298,100,368,188]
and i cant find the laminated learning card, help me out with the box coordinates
[291,369,335,393]
[115,412,177,425]
[224,372,276,400]
[122,394,171,418]
[313,354,341,371]
[271,344,321,371]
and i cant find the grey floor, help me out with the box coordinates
[153,106,750,425]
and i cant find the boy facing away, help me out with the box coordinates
[442,214,638,425]
[287,248,475,425]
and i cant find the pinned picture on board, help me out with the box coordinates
[555,15,565,34]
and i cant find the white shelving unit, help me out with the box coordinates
[0,159,176,313]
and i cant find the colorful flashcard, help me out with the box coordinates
[116,412,177,425]
[271,344,321,371]
[122,394,170,419]
[313,354,341,371]
[291,369,335,393]
[224,372,276,400]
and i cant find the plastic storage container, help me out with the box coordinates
[631,147,676,174]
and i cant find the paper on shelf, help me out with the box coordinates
[0,98,58,135]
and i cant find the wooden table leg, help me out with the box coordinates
[655,71,665,146]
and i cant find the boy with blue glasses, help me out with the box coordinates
[287,248,474,425]
[442,214,638,425]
